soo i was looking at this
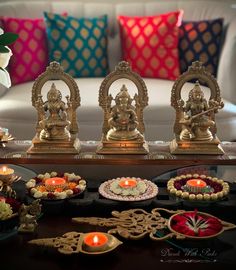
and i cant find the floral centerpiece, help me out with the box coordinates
[167,174,230,201]
[0,197,21,232]
[169,210,224,238]
[26,171,86,200]
[110,177,147,196]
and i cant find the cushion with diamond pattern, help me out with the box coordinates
[44,12,108,78]
[179,18,224,76]
[0,16,49,85]
[118,11,183,80]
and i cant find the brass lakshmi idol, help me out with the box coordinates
[97,61,149,154]
[27,62,81,154]
[170,61,224,154]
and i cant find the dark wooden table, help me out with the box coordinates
[0,213,236,269]
[1,141,236,268]
[1,140,236,165]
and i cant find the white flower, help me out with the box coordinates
[66,190,73,196]
[58,192,67,199]
[34,191,43,198]
[0,202,13,220]
[26,181,35,188]
[30,188,37,195]
[50,172,57,177]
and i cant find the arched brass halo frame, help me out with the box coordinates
[99,61,149,136]
[171,61,223,138]
[31,61,80,136]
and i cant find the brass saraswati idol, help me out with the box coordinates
[96,61,149,154]
[170,61,224,154]
[27,62,81,154]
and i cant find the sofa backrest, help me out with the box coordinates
[1,1,236,102]
[0,1,235,68]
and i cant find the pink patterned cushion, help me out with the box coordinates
[1,17,48,85]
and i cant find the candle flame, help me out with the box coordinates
[124,180,129,186]
[197,180,201,185]
[2,166,7,173]
[93,235,99,244]
[52,180,55,184]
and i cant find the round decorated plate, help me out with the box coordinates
[167,174,230,202]
[99,177,158,202]
[168,210,226,239]
[26,172,86,200]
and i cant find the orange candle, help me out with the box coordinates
[186,179,207,193]
[119,178,137,188]
[45,177,66,192]
[83,232,108,248]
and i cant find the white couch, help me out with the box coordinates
[0,1,236,141]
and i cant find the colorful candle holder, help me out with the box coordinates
[167,174,230,201]
[44,177,67,192]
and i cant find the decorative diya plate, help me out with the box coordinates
[26,172,86,200]
[99,177,158,201]
[28,231,122,255]
[167,174,230,201]
[168,210,235,240]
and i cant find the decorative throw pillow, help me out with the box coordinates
[44,12,108,77]
[179,18,224,76]
[0,17,49,85]
[118,11,183,80]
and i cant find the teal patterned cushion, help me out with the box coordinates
[44,12,108,77]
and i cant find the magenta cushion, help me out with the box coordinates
[1,17,48,85]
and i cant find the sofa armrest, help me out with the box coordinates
[217,18,236,104]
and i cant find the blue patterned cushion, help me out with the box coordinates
[179,18,223,76]
[44,12,108,77]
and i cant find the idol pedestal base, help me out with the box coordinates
[27,136,81,154]
[170,137,224,155]
[96,139,149,155]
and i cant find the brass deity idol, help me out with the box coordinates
[170,61,224,154]
[39,83,71,140]
[97,61,149,154]
[27,62,81,154]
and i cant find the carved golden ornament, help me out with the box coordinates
[170,61,224,154]
[27,61,81,154]
[97,61,149,154]
[28,231,122,255]
[73,208,236,241]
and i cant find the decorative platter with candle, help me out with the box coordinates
[28,231,122,255]
[167,174,230,201]
[26,172,86,200]
[99,177,158,201]
[168,210,234,239]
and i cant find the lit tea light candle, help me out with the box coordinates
[83,232,108,251]
[45,177,66,192]
[186,179,207,193]
[0,166,14,182]
[119,178,137,188]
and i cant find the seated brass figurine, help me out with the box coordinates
[179,81,218,141]
[107,85,142,141]
[27,61,81,154]
[97,61,149,154]
[170,61,224,154]
[39,83,70,140]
